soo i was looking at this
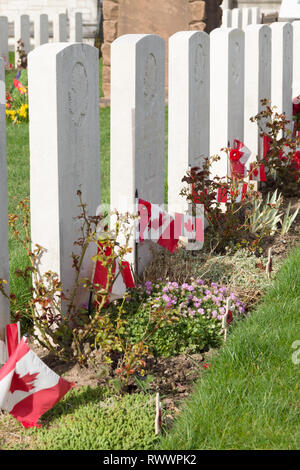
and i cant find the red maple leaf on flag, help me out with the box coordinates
[151,218,160,231]
[10,371,39,394]
[184,219,193,233]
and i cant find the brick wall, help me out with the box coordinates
[102,0,223,98]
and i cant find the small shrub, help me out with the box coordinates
[181,159,262,253]
[251,99,300,196]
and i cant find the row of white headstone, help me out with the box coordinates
[1,22,300,336]
[222,7,261,29]
[0,12,83,67]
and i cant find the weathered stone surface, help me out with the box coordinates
[103,1,119,20]
[189,22,206,31]
[70,12,83,42]
[190,2,206,22]
[110,34,165,274]
[210,27,245,179]
[34,13,49,46]
[53,13,68,42]
[0,17,9,63]
[270,22,293,126]
[103,20,118,43]
[28,43,100,312]
[102,0,223,98]
[15,14,30,67]
[293,21,300,97]
[168,31,210,214]
[102,42,112,65]
[244,24,271,164]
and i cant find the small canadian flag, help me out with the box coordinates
[0,336,74,428]
[93,242,135,301]
[249,162,266,182]
[217,182,248,203]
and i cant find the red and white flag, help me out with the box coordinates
[217,183,248,203]
[0,337,74,428]
[93,242,135,301]
[138,199,179,253]
[6,322,21,358]
[249,162,266,182]
[0,322,21,365]
[229,140,251,179]
[138,199,204,250]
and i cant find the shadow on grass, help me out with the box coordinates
[40,385,111,426]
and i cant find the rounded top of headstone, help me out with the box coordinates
[28,42,99,61]
[279,0,300,20]
[113,33,165,48]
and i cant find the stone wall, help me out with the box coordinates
[102,0,223,98]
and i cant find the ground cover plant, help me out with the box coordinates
[2,58,300,450]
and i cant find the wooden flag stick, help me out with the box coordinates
[155,392,162,435]
[135,188,139,280]
[222,297,232,341]
[266,247,272,280]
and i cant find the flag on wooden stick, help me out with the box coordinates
[93,242,135,302]
[0,337,74,429]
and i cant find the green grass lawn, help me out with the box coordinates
[159,245,300,450]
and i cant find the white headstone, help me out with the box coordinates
[270,22,293,126]
[28,43,100,311]
[70,12,83,43]
[110,34,165,275]
[35,14,49,47]
[0,17,9,64]
[242,8,251,30]
[0,58,10,341]
[251,7,261,24]
[53,13,68,43]
[15,15,30,68]
[231,8,242,29]
[293,21,300,97]
[210,28,245,179]
[222,0,233,9]
[222,10,232,28]
[168,31,209,214]
[244,25,271,165]
[279,0,300,19]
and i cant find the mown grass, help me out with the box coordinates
[1,387,160,450]
[159,245,300,450]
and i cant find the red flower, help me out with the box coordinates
[229,149,242,162]
[202,363,211,369]
[292,151,300,178]
[227,310,233,324]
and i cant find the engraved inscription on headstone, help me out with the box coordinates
[68,62,88,127]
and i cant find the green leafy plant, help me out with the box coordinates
[251,99,300,196]
[280,201,300,236]
[181,156,262,253]
[0,193,137,373]
[248,189,283,237]
[118,279,245,358]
